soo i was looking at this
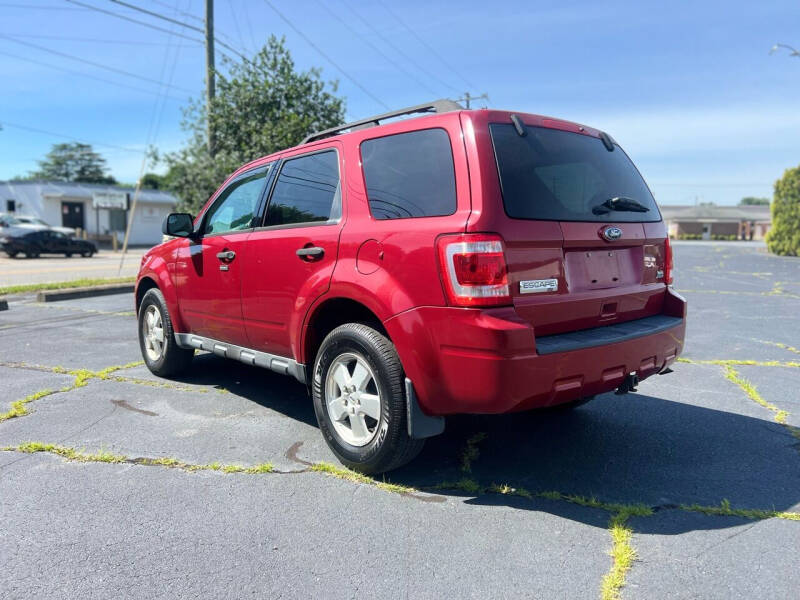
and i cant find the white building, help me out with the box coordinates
[0,180,178,246]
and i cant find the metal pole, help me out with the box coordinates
[205,0,215,156]
[464,92,471,109]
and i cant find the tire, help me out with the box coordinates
[312,323,424,474]
[65,253,72,258]
[138,288,194,377]
[6,251,17,258]
[24,251,39,258]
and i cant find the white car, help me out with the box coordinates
[11,215,76,237]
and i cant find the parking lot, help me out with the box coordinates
[1,241,798,599]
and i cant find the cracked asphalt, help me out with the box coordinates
[1,241,799,599]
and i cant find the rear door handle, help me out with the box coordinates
[216,250,236,262]
[296,246,324,259]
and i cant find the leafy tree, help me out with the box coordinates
[140,172,166,189]
[766,165,800,256]
[31,143,116,184]
[158,36,345,212]
[739,196,770,206]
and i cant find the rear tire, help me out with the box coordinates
[6,251,17,258]
[312,323,424,475]
[65,253,72,258]
[138,288,194,377]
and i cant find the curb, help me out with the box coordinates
[36,283,135,303]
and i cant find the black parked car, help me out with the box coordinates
[0,230,97,258]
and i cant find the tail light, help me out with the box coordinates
[436,233,511,307]
[664,237,674,285]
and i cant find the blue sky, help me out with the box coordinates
[1,0,799,205]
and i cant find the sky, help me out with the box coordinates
[1,0,799,205]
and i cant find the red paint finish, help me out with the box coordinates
[138,106,686,416]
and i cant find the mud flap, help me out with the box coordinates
[405,378,445,439]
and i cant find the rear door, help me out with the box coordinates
[487,119,669,336]
[240,146,343,358]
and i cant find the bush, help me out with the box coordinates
[767,165,800,256]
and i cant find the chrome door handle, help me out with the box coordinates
[216,250,236,261]
[296,246,324,259]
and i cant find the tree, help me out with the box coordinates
[140,172,166,189]
[766,166,800,256]
[158,36,345,212]
[31,143,116,184]
[739,197,770,206]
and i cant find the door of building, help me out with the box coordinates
[61,202,85,230]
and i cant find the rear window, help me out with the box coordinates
[490,124,660,222]
[361,128,456,219]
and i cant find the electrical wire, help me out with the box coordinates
[0,32,203,46]
[377,0,475,90]
[0,35,195,94]
[261,0,390,111]
[339,0,460,95]
[102,0,247,60]
[315,0,438,97]
[0,121,143,154]
[0,48,189,101]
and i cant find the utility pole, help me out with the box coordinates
[461,92,489,109]
[205,0,215,156]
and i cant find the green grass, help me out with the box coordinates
[459,432,487,473]
[0,276,135,296]
[310,461,416,494]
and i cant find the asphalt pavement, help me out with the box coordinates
[1,241,798,599]
[0,248,147,287]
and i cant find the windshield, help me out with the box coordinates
[489,123,660,223]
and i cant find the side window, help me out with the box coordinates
[360,128,456,220]
[265,151,340,227]
[203,168,268,235]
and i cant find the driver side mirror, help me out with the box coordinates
[162,213,194,238]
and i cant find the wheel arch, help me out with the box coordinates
[301,296,389,369]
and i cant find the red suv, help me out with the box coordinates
[136,100,686,473]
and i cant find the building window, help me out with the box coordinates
[6,199,16,213]
[109,209,127,231]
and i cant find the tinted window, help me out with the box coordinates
[265,151,340,226]
[490,124,660,223]
[361,128,456,220]
[204,168,268,235]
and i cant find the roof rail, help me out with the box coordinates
[301,99,464,144]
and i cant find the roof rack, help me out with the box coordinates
[301,99,464,144]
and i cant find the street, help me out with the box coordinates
[1,242,799,599]
[0,248,148,287]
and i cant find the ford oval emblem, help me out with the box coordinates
[601,226,622,242]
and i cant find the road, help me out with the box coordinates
[0,248,148,287]
[1,242,799,599]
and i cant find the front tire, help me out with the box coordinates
[312,323,424,474]
[138,288,193,377]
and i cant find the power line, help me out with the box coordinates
[62,0,241,61]
[0,120,143,154]
[0,2,87,9]
[225,0,249,56]
[240,1,260,55]
[0,35,196,94]
[340,0,460,95]
[262,0,390,111]
[0,48,189,101]
[315,0,438,97]
[377,0,475,90]
[149,0,203,23]
[102,0,247,60]
[0,32,203,46]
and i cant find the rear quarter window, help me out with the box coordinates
[490,123,660,223]
[360,128,456,220]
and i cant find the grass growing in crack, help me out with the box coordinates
[460,432,487,473]
[12,441,126,463]
[678,357,800,369]
[310,462,415,494]
[682,499,800,522]
[723,366,789,423]
[0,389,56,422]
[601,512,638,600]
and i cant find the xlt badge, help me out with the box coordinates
[520,279,558,294]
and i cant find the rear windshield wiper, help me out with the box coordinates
[591,196,650,215]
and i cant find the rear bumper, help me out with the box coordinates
[384,288,686,415]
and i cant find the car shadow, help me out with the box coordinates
[166,353,800,534]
